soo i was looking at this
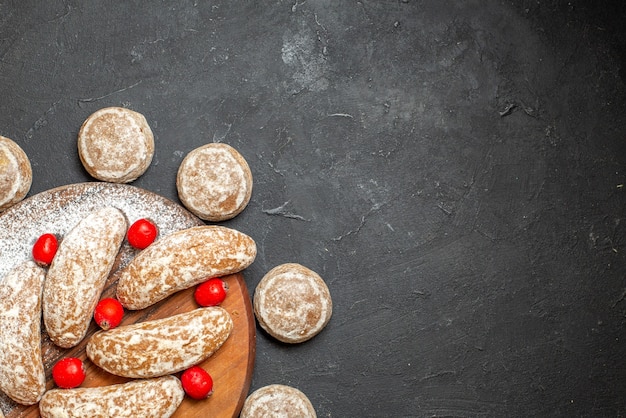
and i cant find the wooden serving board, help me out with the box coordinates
[0,182,255,418]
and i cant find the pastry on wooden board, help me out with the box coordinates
[38,376,184,418]
[0,261,46,406]
[0,182,257,417]
[116,225,256,310]
[43,206,127,348]
[86,307,233,379]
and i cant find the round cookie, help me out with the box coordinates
[240,384,316,418]
[254,263,332,344]
[176,142,252,222]
[77,107,154,183]
[0,135,32,212]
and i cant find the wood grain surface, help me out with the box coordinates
[0,183,255,418]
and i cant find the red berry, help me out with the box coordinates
[127,218,158,249]
[32,233,58,266]
[52,357,86,389]
[194,278,228,307]
[94,298,124,330]
[181,366,213,399]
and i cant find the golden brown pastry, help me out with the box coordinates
[240,384,317,418]
[78,107,154,183]
[116,225,256,310]
[86,307,233,378]
[0,135,32,211]
[39,376,184,418]
[254,263,332,343]
[177,142,253,221]
[0,261,46,405]
[43,206,127,348]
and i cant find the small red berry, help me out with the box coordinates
[52,357,86,389]
[32,233,58,266]
[94,298,124,330]
[181,366,213,399]
[127,218,158,249]
[194,278,228,307]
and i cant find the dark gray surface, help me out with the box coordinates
[2,1,626,416]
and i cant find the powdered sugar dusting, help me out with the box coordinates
[0,182,202,281]
[86,307,233,378]
[0,261,46,406]
[43,206,127,348]
[38,375,184,417]
[78,107,154,182]
[0,142,20,208]
[0,182,202,414]
[177,143,252,221]
[254,263,332,344]
[241,384,317,418]
[116,225,256,310]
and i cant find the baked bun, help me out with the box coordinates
[241,384,316,418]
[177,142,252,221]
[77,107,154,183]
[0,135,32,211]
[254,263,332,344]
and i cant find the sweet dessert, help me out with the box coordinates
[254,263,332,344]
[77,107,154,183]
[39,376,184,418]
[0,135,32,211]
[116,225,256,310]
[43,207,127,348]
[86,307,233,379]
[0,182,255,417]
[240,384,317,418]
[0,261,46,405]
[176,142,253,221]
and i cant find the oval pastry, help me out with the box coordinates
[39,376,184,418]
[177,142,253,221]
[0,135,32,211]
[240,384,317,418]
[86,307,233,378]
[116,225,256,310]
[43,206,127,348]
[254,263,332,344]
[0,261,46,405]
[78,107,154,183]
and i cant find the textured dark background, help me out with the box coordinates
[1,1,626,416]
